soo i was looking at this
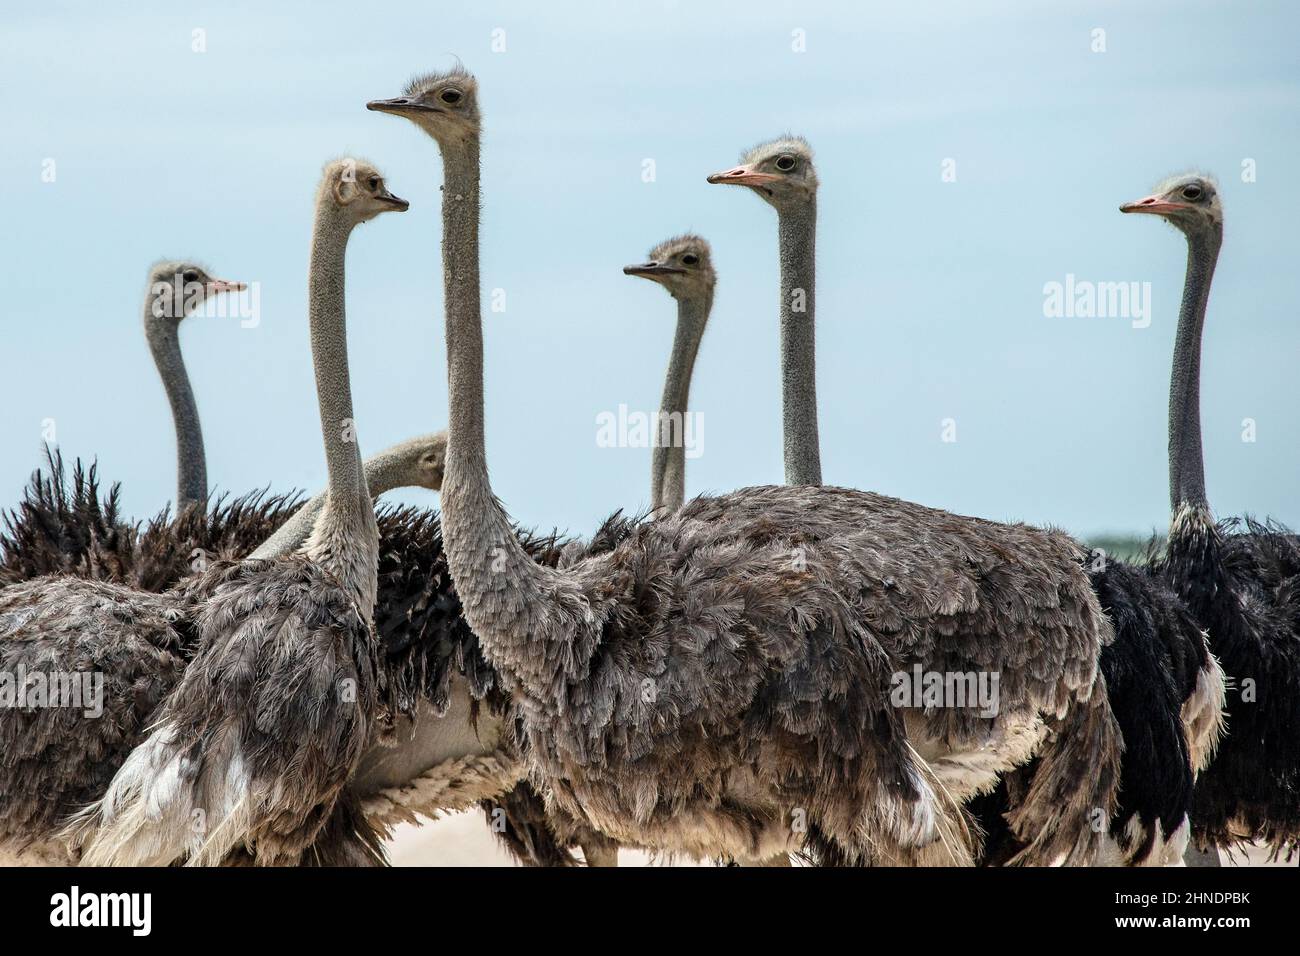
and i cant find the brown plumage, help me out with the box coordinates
[2,159,410,867]
[0,434,549,865]
[0,445,304,592]
[357,505,637,867]
[0,449,138,587]
[67,557,389,866]
[0,577,187,852]
[370,66,1121,865]
[706,136,1220,868]
[971,557,1223,867]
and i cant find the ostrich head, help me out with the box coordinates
[395,430,448,490]
[1120,173,1222,237]
[623,234,716,301]
[706,136,818,210]
[145,261,245,325]
[319,158,410,224]
[366,66,481,145]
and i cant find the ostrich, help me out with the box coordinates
[349,241,721,870]
[0,265,243,584]
[1124,174,1300,859]
[127,433,449,591]
[0,429,506,863]
[0,343,513,864]
[708,139,820,486]
[0,450,136,587]
[250,431,446,560]
[143,261,246,511]
[368,67,1121,866]
[0,158,411,867]
[708,140,1223,867]
[0,435,448,591]
[969,559,1224,867]
[475,236,722,868]
[624,235,794,869]
[343,510,642,869]
[623,234,715,513]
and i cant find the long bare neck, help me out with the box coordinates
[145,308,206,511]
[1168,227,1221,513]
[778,201,821,486]
[301,201,378,615]
[651,291,711,512]
[442,142,488,479]
[437,137,554,673]
[248,443,421,561]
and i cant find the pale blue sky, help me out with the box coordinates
[2,0,1296,539]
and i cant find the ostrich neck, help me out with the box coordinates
[145,311,206,511]
[441,142,488,472]
[778,201,821,486]
[301,202,378,616]
[248,443,418,561]
[651,292,711,512]
[1167,227,1221,514]
[437,137,556,682]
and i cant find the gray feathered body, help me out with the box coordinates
[0,577,187,851]
[443,482,1121,865]
[67,556,387,866]
[0,556,386,866]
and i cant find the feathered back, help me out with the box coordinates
[130,489,305,592]
[1228,518,1300,631]
[0,448,135,586]
[0,448,306,595]
[1158,509,1300,853]
[371,504,626,719]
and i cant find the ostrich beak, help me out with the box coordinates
[377,191,411,211]
[366,96,442,116]
[623,261,685,280]
[706,164,780,187]
[205,279,246,295]
[1120,194,1190,215]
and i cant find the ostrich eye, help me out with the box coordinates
[681,254,699,266]
[1182,183,1203,200]
[440,89,462,104]
[368,176,379,190]
[775,155,796,172]
[182,271,197,283]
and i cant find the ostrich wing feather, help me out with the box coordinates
[0,577,186,845]
[70,557,386,867]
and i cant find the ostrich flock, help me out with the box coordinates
[1,65,1297,869]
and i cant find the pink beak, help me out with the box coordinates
[706,164,781,187]
[206,278,247,294]
[1119,194,1190,215]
